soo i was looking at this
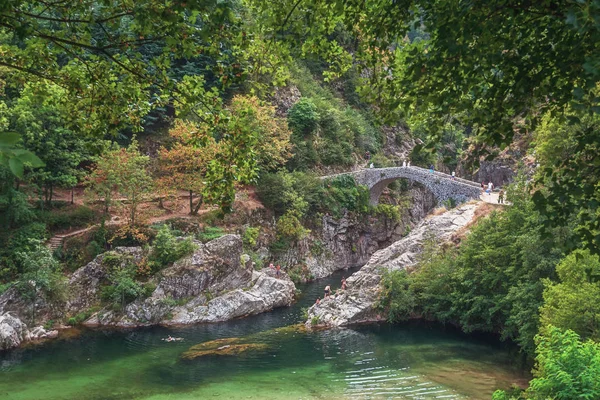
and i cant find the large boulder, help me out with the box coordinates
[0,313,29,350]
[307,203,479,327]
[156,235,251,300]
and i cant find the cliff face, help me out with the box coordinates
[305,203,479,327]
[304,184,436,279]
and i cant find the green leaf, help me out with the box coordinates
[0,132,21,147]
[8,157,24,178]
[16,151,45,167]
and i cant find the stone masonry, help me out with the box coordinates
[328,166,481,206]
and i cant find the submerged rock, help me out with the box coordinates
[181,337,269,360]
[306,203,479,327]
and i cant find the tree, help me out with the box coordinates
[10,82,99,205]
[157,120,219,215]
[159,95,290,214]
[540,250,600,341]
[494,326,600,400]
[0,0,247,135]
[228,95,292,172]
[86,139,153,227]
[15,240,67,324]
[249,0,599,144]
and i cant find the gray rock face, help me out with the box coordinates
[472,160,514,188]
[167,269,295,324]
[82,235,296,327]
[0,313,29,350]
[157,235,251,300]
[305,184,436,279]
[306,203,479,327]
[67,247,144,314]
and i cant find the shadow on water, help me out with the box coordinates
[0,267,529,399]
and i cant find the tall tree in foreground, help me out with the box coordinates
[0,0,247,135]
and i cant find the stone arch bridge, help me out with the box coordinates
[325,166,482,205]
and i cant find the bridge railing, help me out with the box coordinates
[408,166,481,189]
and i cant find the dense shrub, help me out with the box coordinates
[148,224,196,271]
[287,98,319,135]
[276,213,310,241]
[371,204,402,222]
[493,327,600,399]
[242,227,260,248]
[196,226,225,242]
[0,222,48,282]
[320,175,369,218]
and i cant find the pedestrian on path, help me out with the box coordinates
[276,265,281,278]
[498,189,504,204]
[451,171,456,180]
[429,164,434,173]
[402,160,407,167]
[407,160,411,167]
[487,181,494,195]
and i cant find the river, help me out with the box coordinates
[0,268,528,399]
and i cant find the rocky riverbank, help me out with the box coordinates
[0,234,296,350]
[305,203,479,327]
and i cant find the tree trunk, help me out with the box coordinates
[192,194,203,215]
[71,187,74,204]
[189,190,193,214]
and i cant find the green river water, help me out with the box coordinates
[0,269,528,399]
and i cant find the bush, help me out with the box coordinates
[320,175,369,218]
[378,270,416,322]
[196,226,225,242]
[287,98,319,135]
[371,204,401,222]
[101,266,144,311]
[242,227,260,249]
[276,213,310,241]
[148,225,196,271]
[0,222,48,281]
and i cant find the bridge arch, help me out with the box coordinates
[335,167,481,206]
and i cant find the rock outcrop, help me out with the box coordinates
[305,184,436,279]
[0,313,58,351]
[0,313,29,350]
[67,246,144,314]
[79,235,296,327]
[306,203,479,327]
